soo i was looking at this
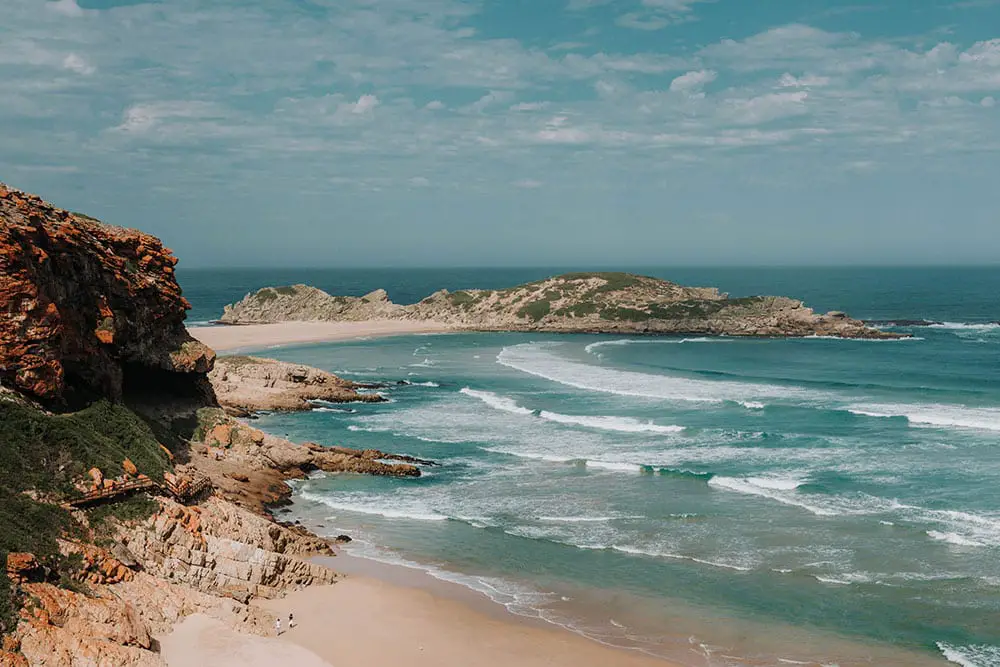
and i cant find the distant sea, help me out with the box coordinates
[179,267,1000,666]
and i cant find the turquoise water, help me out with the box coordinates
[180,267,1000,666]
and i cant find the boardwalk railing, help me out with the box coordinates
[64,475,212,508]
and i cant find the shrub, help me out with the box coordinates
[517,299,551,322]
[447,291,476,308]
[0,567,17,637]
[554,302,599,317]
[86,493,159,532]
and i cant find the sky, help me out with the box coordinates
[2,0,1000,267]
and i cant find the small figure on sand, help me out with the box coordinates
[275,618,282,636]
[288,612,296,628]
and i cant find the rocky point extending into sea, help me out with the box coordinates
[218,273,903,339]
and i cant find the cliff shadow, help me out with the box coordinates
[121,362,219,466]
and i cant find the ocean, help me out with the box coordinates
[179,266,1000,666]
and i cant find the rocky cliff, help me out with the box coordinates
[218,272,900,339]
[0,183,434,666]
[0,182,214,407]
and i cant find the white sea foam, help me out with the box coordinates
[921,509,1000,548]
[930,322,1000,331]
[803,334,923,342]
[738,401,766,409]
[937,642,1000,667]
[410,358,436,368]
[584,337,729,354]
[611,545,753,571]
[411,381,440,387]
[299,492,448,522]
[337,537,559,623]
[480,447,575,464]
[536,515,626,523]
[460,387,534,415]
[585,460,645,473]
[498,343,816,404]
[462,387,685,433]
[813,572,873,585]
[707,476,853,516]
[537,411,684,434]
[847,403,1000,432]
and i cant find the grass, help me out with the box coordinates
[255,288,277,302]
[555,272,644,293]
[274,285,298,296]
[0,487,74,636]
[0,400,172,495]
[0,398,175,638]
[447,291,477,308]
[86,494,159,537]
[218,355,262,368]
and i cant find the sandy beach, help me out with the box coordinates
[188,320,455,353]
[159,563,681,667]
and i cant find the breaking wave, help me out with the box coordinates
[461,387,685,433]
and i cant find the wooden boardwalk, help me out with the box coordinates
[64,474,212,508]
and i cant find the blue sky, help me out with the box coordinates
[2,0,1000,267]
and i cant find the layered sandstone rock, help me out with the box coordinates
[0,182,214,405]
[116,497,338,602]
[12,496,336,666]
[209,356,384,412]
[217,272,902,339]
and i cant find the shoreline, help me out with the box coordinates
[188,320,456,353]
[159,551,683,667]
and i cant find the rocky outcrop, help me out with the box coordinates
[218,272,902,339]
[209,356,384,412]
[181,410,427,512]
[11,495,337,666]
[117,497,338,603]
[0,182,214,406]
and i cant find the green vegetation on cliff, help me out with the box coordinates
[0,399,173,633]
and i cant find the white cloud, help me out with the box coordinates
[982,96,997,107]
[424,100,446,110]
[349,94,380,114]
[114,101,225,134]
[721,91,809,125]
[462,90,513,113]
[409,176,430,186]
[670,69,717,93]
[611,0,714,31]
[778,73,830,88]
[62,53,94,75]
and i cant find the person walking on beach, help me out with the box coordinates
[275,618,282,636]
[288,612,296,628]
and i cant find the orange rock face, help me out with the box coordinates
[122,458,139,477]
[0,182,215,404]
[5,553,40,584]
